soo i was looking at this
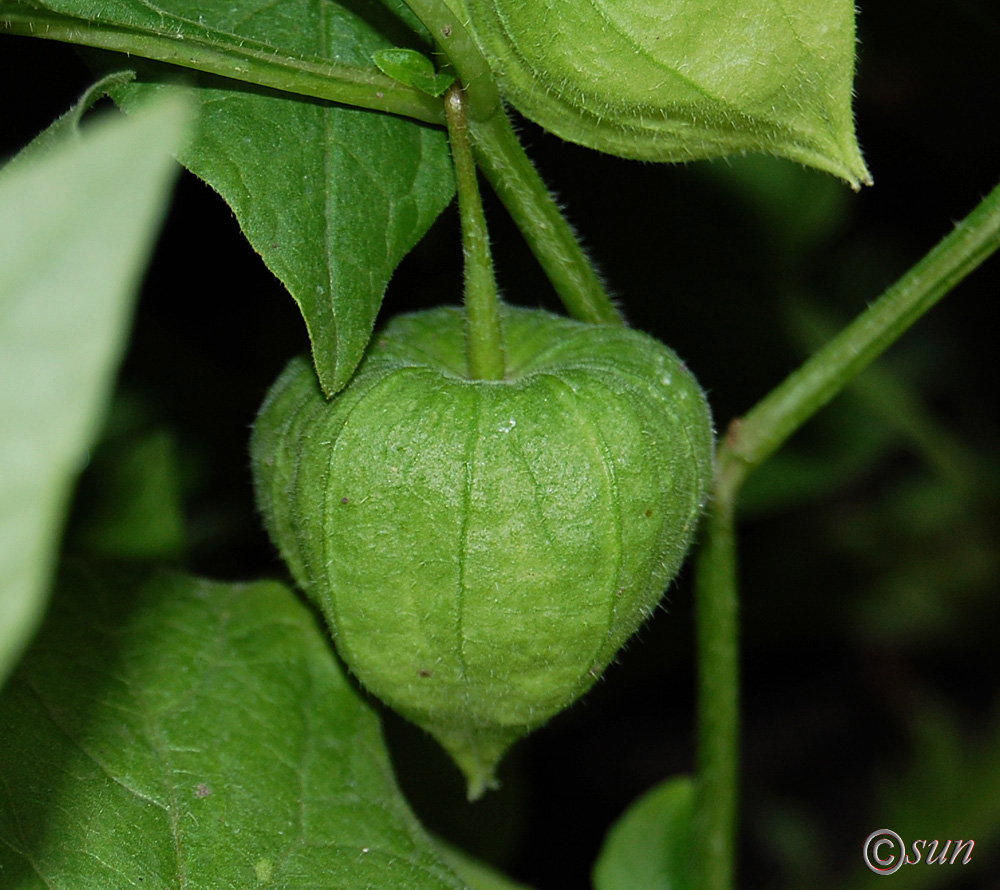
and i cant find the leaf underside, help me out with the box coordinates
[0,92,186,686]
[467,0,871,187]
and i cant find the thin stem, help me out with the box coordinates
[726,179,1000,490]
[693,180,1000,890]
[446,84,504,380]
[469,112,623,326]
[693,484,738,890]
[401,0,622,326]
[1,10,445,125]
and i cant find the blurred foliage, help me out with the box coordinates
[67,391,188,562]
[592,775,696,890]
[1,0,998,886]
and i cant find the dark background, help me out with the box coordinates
[3,1,999,887]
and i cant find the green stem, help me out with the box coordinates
[786,302,984,490]
[399,0,501,123]
[7,0,620,327]
[446,84,505,380]
[726,179,1000,490]
[1,9,444,125]
[402,0,622,326]
[469,112,623,326]
[693,484,738,890]
[693,179,1000,890]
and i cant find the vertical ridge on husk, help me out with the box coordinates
[250,305,714,797]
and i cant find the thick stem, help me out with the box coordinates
[399,0,501,123]
[1,11,445,125]
[693,180,1000,890]
[446,84,505,380]
[693,477,739,890]
[469,112,623,326]
[727,179,1000,484]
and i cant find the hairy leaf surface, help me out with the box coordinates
[465,0,870,186]
[0,566,471,889]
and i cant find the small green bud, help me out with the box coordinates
[251,306,713,798]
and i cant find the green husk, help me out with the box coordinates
[251,305,713,797]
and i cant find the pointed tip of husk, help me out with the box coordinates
[432,723,521,800]
[843,148,874,192]
[465,769,502,802]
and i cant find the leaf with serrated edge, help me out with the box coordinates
[9,0,457,394]
[0,92,187,686]
[0,566,472,889]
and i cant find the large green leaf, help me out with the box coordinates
[0,566,472,889]
[463,0,871,186]
[0,92,188,687]
[1,0,457,395]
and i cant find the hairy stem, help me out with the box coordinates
[693,480,738,890]
[8,0,620,327]
[446,84,504,380]
[727,179,1000,491]
[401,0,622,326]
[694,179,1000,890]
[399,0,501,123]
[469,112,623,326]
[1,10,444,125]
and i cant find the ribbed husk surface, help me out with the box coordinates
[251,306,713,797]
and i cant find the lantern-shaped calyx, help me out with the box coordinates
[251,305,713,798]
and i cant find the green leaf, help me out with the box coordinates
[143,75,452,396]
[375,48,456,97]
[0,92,188,687]
[465,0,871,186]
[592,776,696,890]
[0,566,472,889]
[2,0,457,394]
[118,68,452,394]
[0,70,137,180]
